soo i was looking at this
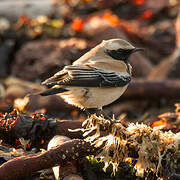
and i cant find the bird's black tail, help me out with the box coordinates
[40,88,68,96]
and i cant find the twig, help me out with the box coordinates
[47,135,81,179]
[123,79,180,100]
[0,139,96,180]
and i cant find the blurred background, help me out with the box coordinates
[0,1,180,180]
[0,0,180,124]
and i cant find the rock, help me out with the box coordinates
[0,83,5,98]
[0,40,15,78]
[2,77,74,115]
[0,18,10,33]
[148,11,180,79]
[148,46,180,79]
[11,38,91,81]
[93,0,124,9]
[120,19,176,63]
[63,174,84,180]
[0,0,54,21]
[4,77,43,99]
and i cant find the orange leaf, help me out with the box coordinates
[132,0,145,5]
[71,17,84,31]
[152,120,167,128]
[141,10,153,19]
[103,10,119,27]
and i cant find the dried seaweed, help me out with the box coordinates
[82,115,180,178]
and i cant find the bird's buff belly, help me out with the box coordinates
[59,86,128,109]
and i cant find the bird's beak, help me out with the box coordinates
[132,48,144,53]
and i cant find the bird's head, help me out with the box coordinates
[102,39,144,63]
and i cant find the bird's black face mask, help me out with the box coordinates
[105,48,144,63]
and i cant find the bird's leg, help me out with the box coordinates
[85,108,97,117]
[85,108,117,132]
[99,108,112,120]
[86,107,111,119]
[85,108,99,117]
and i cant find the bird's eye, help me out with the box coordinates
[105,49,133,62]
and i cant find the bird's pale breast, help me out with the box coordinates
[59,85,128,109]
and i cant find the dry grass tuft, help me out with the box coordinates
[82,114,180,177]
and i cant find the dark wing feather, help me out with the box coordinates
[42,65,131,88]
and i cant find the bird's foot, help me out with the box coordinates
[85,108,113,120]
[85,108,100,117]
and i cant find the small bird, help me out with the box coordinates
[40,39,143,111]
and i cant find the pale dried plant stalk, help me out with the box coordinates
[82,115,180,177]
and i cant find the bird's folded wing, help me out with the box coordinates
[42,65,131,88]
